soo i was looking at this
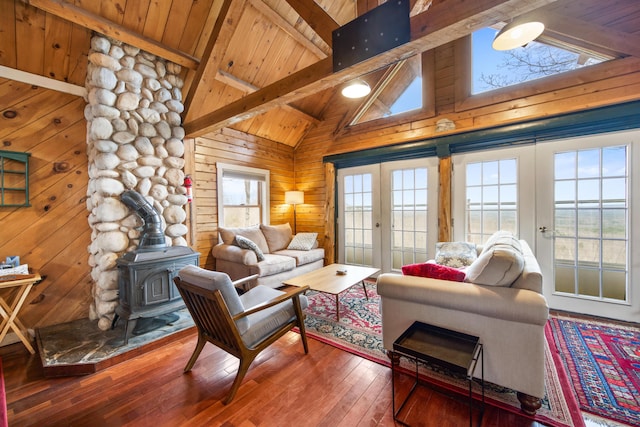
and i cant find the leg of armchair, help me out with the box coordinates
[517,392,542,415]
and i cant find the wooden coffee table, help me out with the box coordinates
[282,264,380,321]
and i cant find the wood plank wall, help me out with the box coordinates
[0,78,92,332]
[190,128,294,269]
[293,42,640,252]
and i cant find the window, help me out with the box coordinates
[471,27,611,95]
[216,163,269,228]
[464,159,518,244]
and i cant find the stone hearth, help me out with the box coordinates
[36,310,194,377]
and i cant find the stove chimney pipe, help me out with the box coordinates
[120,190,167,250]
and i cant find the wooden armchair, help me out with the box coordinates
[174,265,309,404]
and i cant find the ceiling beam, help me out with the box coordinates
[183,0,240,118]
[249,0,330,58]
[540,13,640,59]
[23,0,200,69]
[215,70,320,125]
[184,0,558,137]
[284,0,339,47]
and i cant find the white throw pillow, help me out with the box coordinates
[464,244,524,287]
[287,232,318,251]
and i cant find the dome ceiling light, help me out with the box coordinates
[492,20,545,51]
[341,79,371,98]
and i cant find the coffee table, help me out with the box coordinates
[282,264,380,321]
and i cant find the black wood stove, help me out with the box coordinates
[112,191,199,345]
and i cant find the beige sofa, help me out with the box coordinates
[377,231,549,414]
[212,223,324,289]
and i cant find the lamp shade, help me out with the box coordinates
[492,21,544,51]
[285,191,304,205]
[341,79,371,98]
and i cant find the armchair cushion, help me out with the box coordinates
[235,235,265,261]
[177,265,250,333]
[260,223,292,252]
[239,285,309,348]
[402,262,466,282]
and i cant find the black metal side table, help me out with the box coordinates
[392,321,484,427]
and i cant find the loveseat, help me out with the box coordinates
[377,231,549,414]
[212,223,324,289]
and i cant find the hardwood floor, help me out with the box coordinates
[2,331,546,426]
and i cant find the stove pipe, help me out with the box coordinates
[120,190,167,250]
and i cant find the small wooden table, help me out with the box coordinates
[282,264,379,321]
[0,273,41,354]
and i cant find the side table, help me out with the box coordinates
[392,321,484,427]
[0,273,41,354]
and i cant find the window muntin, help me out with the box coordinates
[465,159,518,244]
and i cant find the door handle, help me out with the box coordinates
[539,226,547,233]
[375,223,380,228]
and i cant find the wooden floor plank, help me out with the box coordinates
[1,331,548,426]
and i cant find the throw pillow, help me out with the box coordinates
[464,244,524,287]
[234,235,265,262]
[219,225,270,254]
[287,232,318,251]
[435,241,477,268]
[260,223,292,252]
[401,262,466,282]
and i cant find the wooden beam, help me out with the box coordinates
[249,0,330,58]
[23,0,199,69]
[214,70,320,124]
[438,156,452,242]
[0,65,86,97]
[284,0,339,47]
[541,13,640,59]
[183,0,239,116]
[184,0,557,137]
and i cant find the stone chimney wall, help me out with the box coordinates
[84,35,189,330]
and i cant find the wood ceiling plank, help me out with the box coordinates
[161,0,193,49]
[250,0,329,58]
[0,0,17,68]
[65,22,90,86]
[99,0,126,24]
[43,13,72,81]
[182,0,241,120]
[284,0,339,47]
[184,0,558,136]
[15,1,45,75]
[178,0,215,55]
[122,0,151,34]
[141,0,171,41]
[25,0,199,69]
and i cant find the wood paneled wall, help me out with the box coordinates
[293,41,640,253]
[189,128,295,269]
[0,78,91,331]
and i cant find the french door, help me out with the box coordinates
[453,130,639,322]
[536,130,639,322]
[337,158,438,273]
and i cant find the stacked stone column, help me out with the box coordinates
[85,35,189,330]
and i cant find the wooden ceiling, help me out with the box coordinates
[1,0,640,147]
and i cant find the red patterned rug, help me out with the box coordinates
[548,314,640,427]
[302,282,585,427]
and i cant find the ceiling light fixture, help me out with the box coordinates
[341,79,371,98]
[492,20,545,51]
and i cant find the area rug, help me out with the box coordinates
[548,314,640,427]
[302,282,585,427]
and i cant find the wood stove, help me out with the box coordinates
[112,190,199,344]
